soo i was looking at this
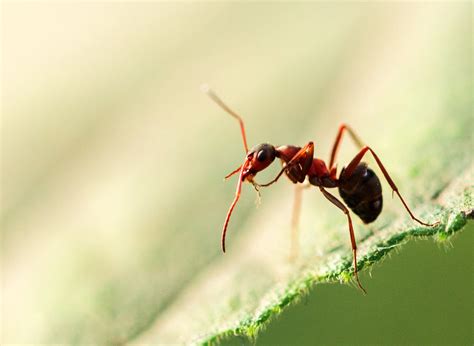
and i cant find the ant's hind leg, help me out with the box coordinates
[342,146,439,227]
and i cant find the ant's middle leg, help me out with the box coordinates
[341,146,439,227]
[319,186,366,293]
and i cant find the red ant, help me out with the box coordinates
[202,85,439,293]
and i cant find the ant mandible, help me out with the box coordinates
[202,85,439,293]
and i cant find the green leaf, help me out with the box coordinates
[3,3,472,345]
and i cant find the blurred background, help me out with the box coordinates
[2,2,472,344]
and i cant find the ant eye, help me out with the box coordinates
[256,150,267,162]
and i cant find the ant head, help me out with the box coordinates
[201,86,280,252]
[242,143,277,181]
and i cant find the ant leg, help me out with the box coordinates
[258,167,286,188]
[319,186,366,294]
[329,124,365,170]
[342,146,439,227]
[289,184,311,261]
[258,142,314,187]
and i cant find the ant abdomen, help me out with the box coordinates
[338,163,383,223]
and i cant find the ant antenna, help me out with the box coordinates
[221,159,249,252]
[224,165,242,180]
[201,84,249,153]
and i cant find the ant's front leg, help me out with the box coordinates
[289,183,311,261]
[254,142,314,261]
[257,142,315,188]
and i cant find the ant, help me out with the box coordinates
[202,85,439,293]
